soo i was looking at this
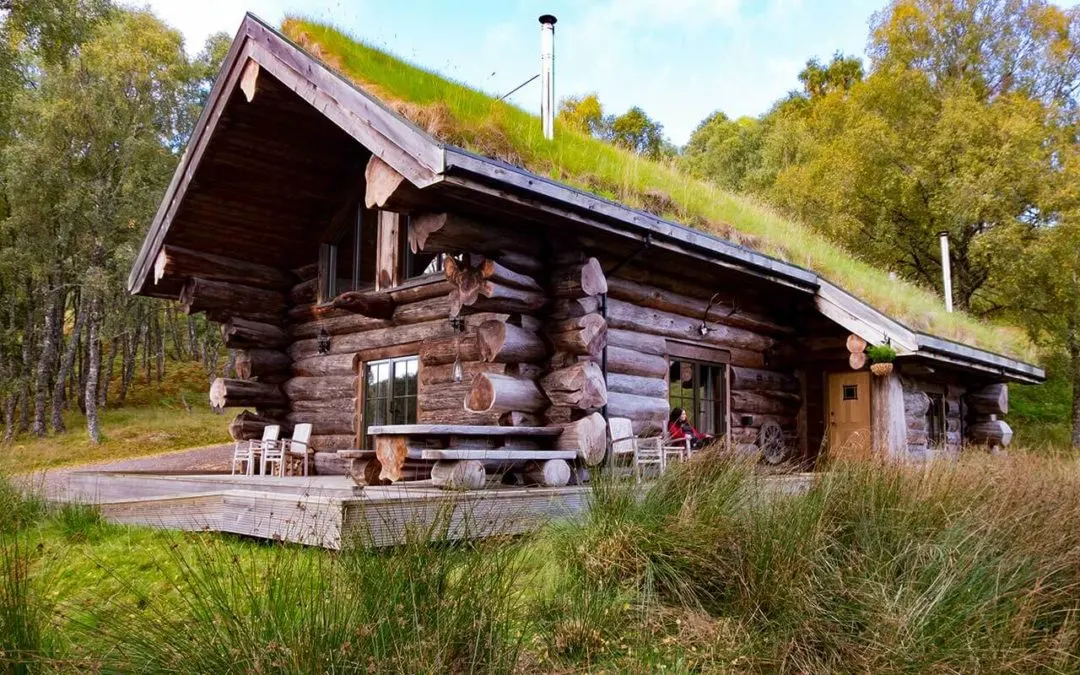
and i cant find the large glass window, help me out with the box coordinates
[668,360,727,436]
[398,216,445,280]
[321,205,378,300]
[362,355,418,445]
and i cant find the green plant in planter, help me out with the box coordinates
[866,344,897,364]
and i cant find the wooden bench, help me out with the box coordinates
[367,424,571,489]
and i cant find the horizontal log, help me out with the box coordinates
[452,280,547,317]
[465,374,547,414]
[492,250,544,276]
[552,258,607,298]
[388,279,453,304]
[606,328,667,356]
[308,434,356,452]
[221,317,289,349]
[606,276,792,335]
[417,407,500,426]
[499,411,541,427]
[293,262,320,282]
[967,419,1013,448]
[420,333,483,367]
[154,245,292,290]
[181,277,286,319]
[465,254,543,291]
[521,459,571,487]
[539,362,607,410]
[289,397,356,413]
[967,384,1007,416]
[606,345,668,378]
[210,378,286,409]
[416,380,473,411]
[554,412,607,466]
[287,411,354,436]
[606,372,668,399]
[729,348,766,369]
[290,318,450,360]
[546,314,606,359]
[478,320,547,363]
[282,376,357,401]
[549,296,601,321]
[730,391,800,416]
[236,349,291,379]
[289,277,318,305]
[730,366,799,393]
[430,460,487,490]
[327,289,396,319]
[605,392,669,434]
[904,390,930,416]
[421,361,504,386]
[606,298,773,353]
[291,353,358,377]
[227,410,288,441]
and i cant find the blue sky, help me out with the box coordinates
[137,1,937,144]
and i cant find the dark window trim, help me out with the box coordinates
[360,353,420,447]
[667,357,729,437]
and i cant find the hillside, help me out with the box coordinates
[282,18,1034,362]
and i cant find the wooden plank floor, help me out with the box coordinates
[51,470,594,549]
[49,470,815,549]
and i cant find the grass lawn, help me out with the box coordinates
[281,17,1034,362]
[0,360,229,474]
[4,451,1080,672]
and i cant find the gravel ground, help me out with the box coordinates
[21,443,234,498]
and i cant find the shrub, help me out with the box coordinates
[866,343,897,363]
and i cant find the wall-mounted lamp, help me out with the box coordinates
[317,327,332,355]
[449,316,467,382]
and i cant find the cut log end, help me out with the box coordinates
[329,290,397,319]
[430,460,486,490]
[555,412,607,466]
[522,459,571,487]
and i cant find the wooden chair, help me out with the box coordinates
[282,423,313,477]
[609,417,636,478]
[609,417,663,483]
[232,425,280,476]
[661,431,692,467]
[261,426,287,477]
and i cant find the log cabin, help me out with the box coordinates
[127,15,1043,487]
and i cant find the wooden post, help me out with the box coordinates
[870,372,907,459]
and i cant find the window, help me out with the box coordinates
[843,384,858,401]
[926,392,945,446]
[398,216,445,280]
[362,355,419,445]
[320,205,378,301]
[668,359,727,436]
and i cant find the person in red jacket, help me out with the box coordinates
[668,408,713,449]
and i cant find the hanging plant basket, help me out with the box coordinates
[870,362,894,377]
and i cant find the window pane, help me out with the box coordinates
[667,359,727,437]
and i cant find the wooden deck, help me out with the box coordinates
[47,470,593,549]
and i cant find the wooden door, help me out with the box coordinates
[827,371,872,460]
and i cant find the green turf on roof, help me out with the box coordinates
[282,17,1035,362]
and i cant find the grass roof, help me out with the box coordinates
[282,17,1035,362]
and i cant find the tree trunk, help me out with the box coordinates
[33,286,64,436]
[98,337,117,409]
[465,373,547,414]
[51,294,89,433]
[1070,320,1080,450]
[2,393,15,444]
[154,308,165,383]
[521,459,571,487]
[539,362,607,410]
[209,378,286,409]
[430,460,486,489]
[477,320,547,363]
[84,298,102,444]
[224,349,238,379]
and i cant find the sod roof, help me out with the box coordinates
[262,18,1031,366]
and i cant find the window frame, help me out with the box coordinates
[667,357,730,438]
[357,352,420,449]
[319,203,378,303]
[926,392,945,447]
[397,214,446,282]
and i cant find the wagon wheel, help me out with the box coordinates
[758,420,788,465]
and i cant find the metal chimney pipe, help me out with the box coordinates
[939,231,953,313]
[539,14,557,140]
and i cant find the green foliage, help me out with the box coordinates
[557,94,674,160]
[283,18,1033,359]
[866,343,898,363]
[798,52,864,98]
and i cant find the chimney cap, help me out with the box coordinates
[539,14,557,26]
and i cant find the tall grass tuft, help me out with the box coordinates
[84,503,530,673]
